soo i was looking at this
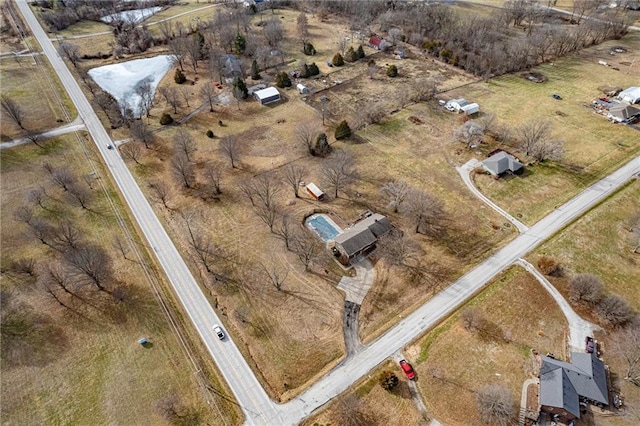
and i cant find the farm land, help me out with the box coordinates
[2,0,640,423]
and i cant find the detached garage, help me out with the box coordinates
[254,87,281,105]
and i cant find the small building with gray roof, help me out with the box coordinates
[482,151,524,177]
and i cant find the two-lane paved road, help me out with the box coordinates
[16,1,640,424]
[14,1,282,424]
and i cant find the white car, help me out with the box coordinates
[213,324,225,340]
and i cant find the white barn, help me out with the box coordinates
[618,87,640,104]
[254,87,281,105]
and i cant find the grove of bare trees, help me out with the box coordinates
[476,384,515,426]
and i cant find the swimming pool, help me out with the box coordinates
[306,214,342,241]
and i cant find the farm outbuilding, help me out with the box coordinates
[482,151,523,177]
[296,83,309,94]
[253,87,281,105]
[306,183,326,201]
[618,86,640,104]
[461,103,479,115]
[369,36,391,51]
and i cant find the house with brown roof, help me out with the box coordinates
[330,213,392,265]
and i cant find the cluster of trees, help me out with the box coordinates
[568,273,637,327]
[0,94,54,147]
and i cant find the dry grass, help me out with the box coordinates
[532,180,640,312]
[302,361,429,426]
[0,134,238,425]
[0,55,76,141]
[461,33,640,224]
[408,266,568,425]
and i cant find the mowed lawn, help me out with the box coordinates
[410,266,568,425]
[532,180,640,312]
[0,136,238,425]
[459,33,640,224]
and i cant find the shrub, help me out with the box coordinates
[345,46,358,63]
[174,69,186,84]
[308,62,320,76]
[275,72,292,88]
[332,53,344,66]
[568,274,604,304]
[461,307,485,331]
[379,371,399,391]
[356,44,365,59]
[537,256,560,276]
[386,64,398,77]
[334,120,351,140]
[368,59,376,67]
[159,113,173,125]
[597,294,636,327]
[304,42,316,55]
[206,129,214,138]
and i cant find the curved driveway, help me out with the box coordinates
[16,1,640,424]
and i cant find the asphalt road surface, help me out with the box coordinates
[16,1,640,424]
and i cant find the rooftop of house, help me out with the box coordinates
[333,213,392,257]
[540,352,609,419]
[482,151,523,176]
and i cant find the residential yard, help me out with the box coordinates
[0,135,238,425]
[528,180,640,425]
[302,361,429,426]
[464,33,640,224]
[408,266,568,425]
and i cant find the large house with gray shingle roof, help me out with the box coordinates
[482,151,524,177]
[539,352,608,424]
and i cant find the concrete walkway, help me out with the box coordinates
[456,159,529,233]
[336,258,375,304]
[518,377,540,426]
[1,116,85,149]
[516,259,598,352]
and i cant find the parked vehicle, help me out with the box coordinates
[585,336,595,353]
[399,359,415,380]
[551,93,563,100]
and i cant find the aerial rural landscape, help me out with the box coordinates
[1,0,639,425]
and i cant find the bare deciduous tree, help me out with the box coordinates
[52,219,81,250]
[321,150,358,198]
[613,324,640,387]
[171,154,196,188]
[295,122,320,155]
[260,259,288,291]
[568,273,604,305]
[461,307,485,331]
[58,42,81,68]
[380,180,409,213]
[159,86,181,114]
[27,187,48,210]
[255,204,279,232]
[173,129,197,162]
[27,217,55,247]
[283,164,307,198]
[149,180,172,209]
[518,119,563,161]
[406,188,446,237]
[292,230,322,272]
[179,87,191,108]
[112,235,131,260]
[67,183,91,209]
[64,244,112,291]
[24,129,44,148]
[130,120,155,149]
[168,37,188,71]
[219,135,241,168]
[597,294,636,327]
[136,78,154,119]
[1,95,26,130]
[203,161,223,196]
[357,103,386,128]
[453,121,484,149]
[626,212,640,254]
[200,82,216,112]
[273,213,294,250]
[297,12,309,48]
[334,394,373,426]
[44,163,76,192]
[264,17,284,48]
[476,384,515,426]
[120,142,143,164]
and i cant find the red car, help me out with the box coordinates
[399,359,415,380]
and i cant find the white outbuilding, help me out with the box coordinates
[618,87,640,104]
[296,83,309,94]
[253,87,281,105]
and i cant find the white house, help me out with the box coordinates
[253,87,281,105]
[618,87,640,104]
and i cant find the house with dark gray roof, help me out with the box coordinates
[331,213,392,265]
[482,151,524,177]
[221,54,243,83]
[539,352,609,424]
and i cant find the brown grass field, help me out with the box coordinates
[409,266,568,425]
[0,134,239,425]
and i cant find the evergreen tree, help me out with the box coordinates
[335,120,351,140]
[313,132,331,157]
[232,77,248,99]
[332,53,344,66]
[251,59,261,80]
[275,72,292,88]
[345,46,358,63]
[308,63,320,76]
[304,42,316,55]
[300,63,310,78]
[386,64,398,77]
[174,69,186,84]
[356,45,365,59]
[234,33,246,54]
